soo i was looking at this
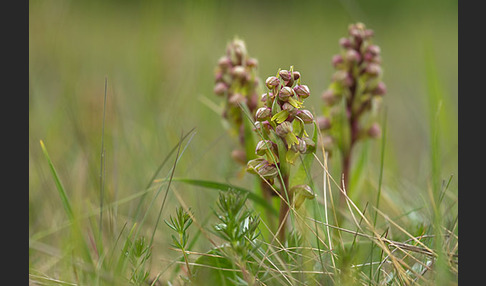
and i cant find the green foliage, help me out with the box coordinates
[29,2,457,285]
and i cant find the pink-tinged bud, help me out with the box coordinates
[258,163,278,179]
[366,45,381,56]
[345,49,361,63]
[322,89,337,105]
[278,86,294,101]
[231,149,247,165]
[365,63,382,76]
[364,29,374,38]
[297,109,314,124]
[218,56,232,69]
[265,76,280,89]
[246,158,266,175]
[293,85,310,99]
[292,71,301,81]
[339,37,352,48]
[363,52,375,62]
[255,107,272,121]
[316,116,331,130]
[296,138,307,153]
[229,93,247,105]
[214,82,228,96]
[368,123,381,138]
[255,140,276,156]
[282,102,296,113]
[248,93,259,111]
[372,82,386,96]
[279,69,292,82]
[254,120,272,134]
[246,57,258,68]
[261,93,268,102]
[333,71,353,87]
[275,121,293,137]
[302,137,315,154]
[332,54,343,67]
[231,65,246,78]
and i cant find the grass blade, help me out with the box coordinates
[39,140,74,222]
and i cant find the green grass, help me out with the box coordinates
[29,0,457,285]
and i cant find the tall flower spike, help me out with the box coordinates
[247,66,316,241]
[214,38,262,163]
[319,22,386,196]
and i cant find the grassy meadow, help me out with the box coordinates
[29,0,458,285]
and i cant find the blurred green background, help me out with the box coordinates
[29,0,457,279]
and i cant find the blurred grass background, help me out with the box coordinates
[29,0,457,281]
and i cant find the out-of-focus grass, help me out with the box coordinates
[29,0,457,283]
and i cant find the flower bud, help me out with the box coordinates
[339,37,352,48]
[282,102,296,114]
[231,65,246,79]
[214,82,228,96]
[255,140,276,156]
[332,54,343,67]
[345,49,361,63]
[296,137,307,153]
[296,109,314,124]
[316,116,331,130]
[333,70,353,87]
[302,137,316,154]
[275,121,293,137]
[258,163,278,179]
[294,85,310,99]
[322,89,337,105]
[365,63,382,76]
[364,29,374,38]
[248,92,259,111]
[231,149,247,165]
[246,158,266,174]
[246,57,258,68]
[278,86,294,101]
[291,184,315,209]
[278,69,292,82]
[218,56,232,69]
[229,93,247,105]
[255,107,272,121]
[367,123,381,138]
[366,45,381,56]
[265,76,280,89]
[291,184,315,198]
[292,71,301,81]
[372,82,386,96]
[261,92,269,102]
